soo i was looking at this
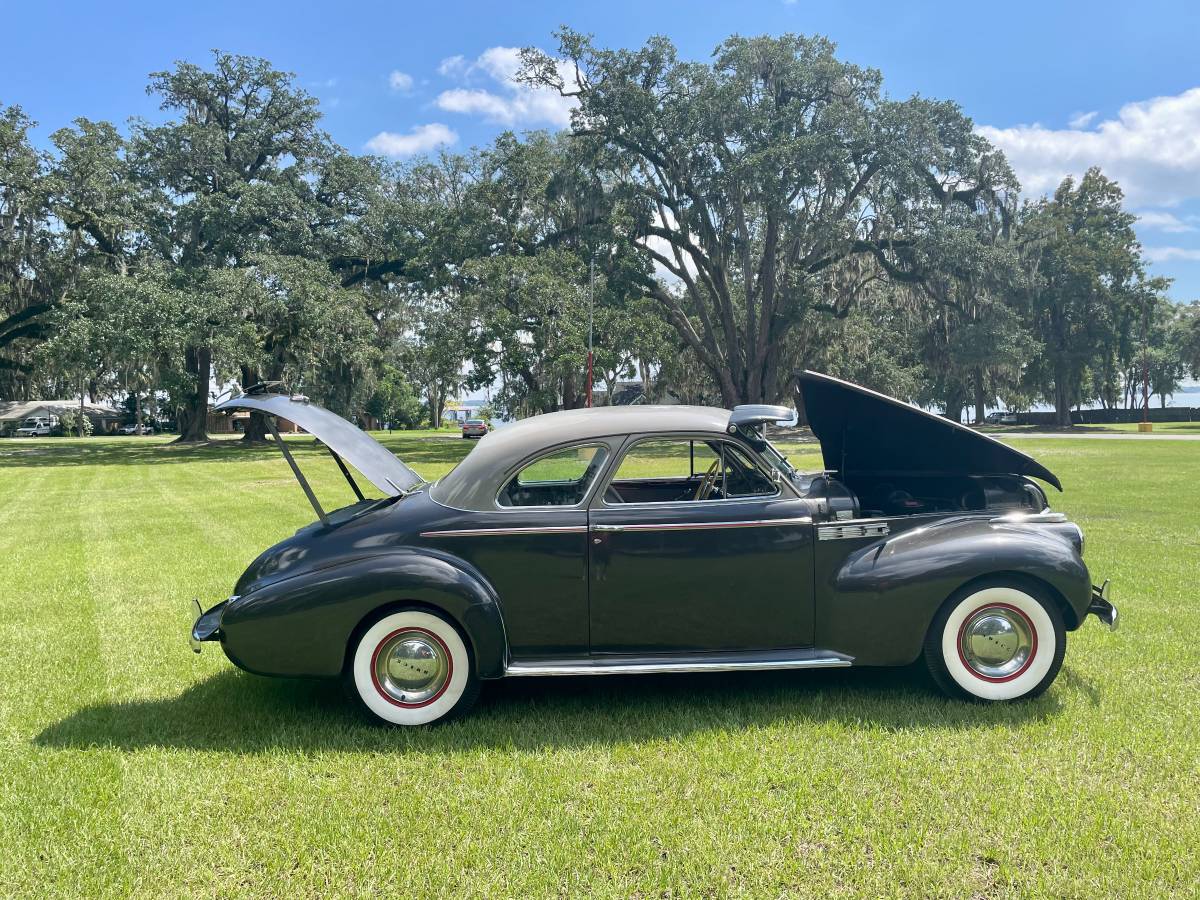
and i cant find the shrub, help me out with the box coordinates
[57,409,93,437]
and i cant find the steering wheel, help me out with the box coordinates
[694,459,721,501]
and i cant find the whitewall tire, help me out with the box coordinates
[924,579,1065,702]
[348,609,479,725]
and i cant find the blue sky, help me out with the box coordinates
[5,0,1200,298]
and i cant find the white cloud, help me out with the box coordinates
[1143,246,1200,263]
[978,87,1200,207]
[438,55,467,77]
[1068,110,1098,129]
[1136,210,1196,233]
[364,123,458,158]
[388,70,414,93]
[436,89,516,122]
[435,46,577,128]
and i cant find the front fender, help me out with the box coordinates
[820,516,1091,666]
[219,549,508,679]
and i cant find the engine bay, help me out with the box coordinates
[802,472,1047,521]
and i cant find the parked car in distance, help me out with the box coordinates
[15,415,57,436]
[461,419,489,439]
[985,411,1019,425]
[119,422,155,435]
[191,374,1117,726]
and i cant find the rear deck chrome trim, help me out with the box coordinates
[504,656,851,677]
[592,516,811,533]
[420,525,588,538]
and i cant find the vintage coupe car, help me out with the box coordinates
[191,373,1117,726]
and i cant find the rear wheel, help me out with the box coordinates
[924,578,1065,701]
[347,609,479,725]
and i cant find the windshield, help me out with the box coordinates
[732,424,823,492]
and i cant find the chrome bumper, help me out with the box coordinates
[190,598,231,653]
[1087,580,1118,631]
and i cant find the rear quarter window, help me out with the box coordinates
[498,445,609,507]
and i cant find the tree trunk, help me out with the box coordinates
[973,367,987,425]
[239,364,271,442]
[792,385,809,428]
[135,390,143,435]
[943,385,966,424]
[78,387,85,438]
[428,386,445,429]
[241,412,270,441]
[639,360,654,403]
[562,371,583,410]
[603,372,620,406]
[1053,359,1072,427]
[174,345,211,443]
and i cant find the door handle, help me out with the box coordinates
[592,524,627,532]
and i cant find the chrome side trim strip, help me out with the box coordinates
[505,657,852,677]
[993,511,1068,524]
[817,523,890,541]
[420,525,588,538]
[592,516,812,533]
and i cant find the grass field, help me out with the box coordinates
[976,420,1200,434]
[0,430,1196,897]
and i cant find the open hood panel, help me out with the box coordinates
[214,392,423,496]
[798,371,1062,491]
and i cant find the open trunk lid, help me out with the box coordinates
[214,390,423,496]
[798,371,1062,491]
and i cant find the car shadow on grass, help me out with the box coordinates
[34,664,1072,755]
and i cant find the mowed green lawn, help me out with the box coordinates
[0,430,1196,898]
[977,420,1200,434]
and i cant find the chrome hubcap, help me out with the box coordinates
[959,607,1034,679]
[373,630,450,705]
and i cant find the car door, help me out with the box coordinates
[587,435,816,655]
[423,441,615,660]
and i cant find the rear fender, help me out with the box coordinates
[819,516,1091,666]
[219,549,508,679]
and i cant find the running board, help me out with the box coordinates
[504,651,853,677]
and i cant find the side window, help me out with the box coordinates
[606,438,778,503]
[498,444,609,507]
[610,438,716,481]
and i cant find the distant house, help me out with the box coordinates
[207,409,311,434]
[442,398,490,424]
[0,399,122,435]
[208,409,250,434]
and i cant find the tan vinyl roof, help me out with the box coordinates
[431,405,731,511]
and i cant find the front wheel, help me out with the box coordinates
[347,609,480,725]
[924,578,1065,701]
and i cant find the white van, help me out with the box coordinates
[15,415,58,437]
